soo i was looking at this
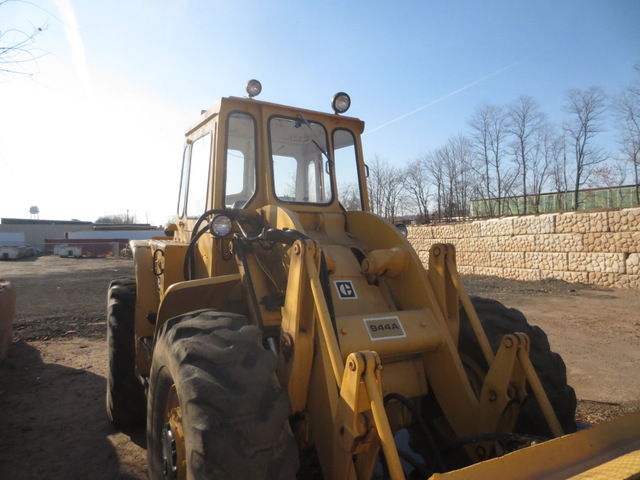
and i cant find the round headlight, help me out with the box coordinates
[246,79,262,98]
[210,215,233,237]
[331,92,351,114]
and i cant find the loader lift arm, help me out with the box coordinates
[280,237,567,478]
[285,238,405,478]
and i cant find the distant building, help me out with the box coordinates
[0,218,164,252]
[0,218,94,250]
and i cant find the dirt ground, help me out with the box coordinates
[0,255,638,479]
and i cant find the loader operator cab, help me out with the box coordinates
[175,80,368,240]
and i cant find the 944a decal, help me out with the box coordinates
[363,316,406,341]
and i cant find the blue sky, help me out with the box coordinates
[0,0,638,225]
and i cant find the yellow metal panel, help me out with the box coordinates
[306,320,343,476]
[345,210,484,440]
[131,240,159,376]
[336,309,443,361]
[304,244,345,386]
[155,274,243,333]
[379,357,428,407]
[360,352,404,480]
[569,450,640,480]
[344,210,442,311]
[278,240,317,413]
[428,244,460,347]
[151,241,188,295]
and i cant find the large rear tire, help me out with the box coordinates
[459,296,577,436]
[106,277,146,426]
[147,310,299,480]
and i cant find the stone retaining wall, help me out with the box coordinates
[407,208,640,288]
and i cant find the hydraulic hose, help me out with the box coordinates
[383,392,447,474]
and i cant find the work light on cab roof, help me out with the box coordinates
[245,79,262,98]
[332,92,351,114]
[245,79,351,114]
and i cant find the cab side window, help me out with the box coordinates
[177,145,191,218]
[333,128,362,210]
[186,132,212,218]
[225,113,257,208]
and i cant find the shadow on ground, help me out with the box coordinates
[0,342,145,479]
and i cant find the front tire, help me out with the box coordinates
[106,277,146,426]
[459,296,577,436]
[147,310,299,480]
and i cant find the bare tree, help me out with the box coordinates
[527,125,561,213]
[563,87,608,210]
[549,134,571,211]
[432,134,475,220]
[468,104,494,212]
[383,171,405,222]
[338,182,362,211]
[384,166,406,223]
[468,103,510,215]
[434,145,457,220]
[403,157,431,223]
[611,64,640,204]
[366,155,404,222]
[586,160,627,188]
[507,96,546,214]
[0,0,48,78]
[367,155,385,217]
[424,152,445,221]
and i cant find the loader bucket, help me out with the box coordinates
[429,410,640,480]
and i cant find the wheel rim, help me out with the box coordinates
[162,422,178,480]
[160,385,186,480]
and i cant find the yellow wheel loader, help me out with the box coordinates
[106,80,640,480]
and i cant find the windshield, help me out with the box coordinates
[269,116,333,204]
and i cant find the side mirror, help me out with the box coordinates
[395,223,408,237]
[164,223,178,238]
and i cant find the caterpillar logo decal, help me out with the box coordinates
[334,280,357,299]
[363,316,406,341]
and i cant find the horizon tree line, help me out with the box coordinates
[366,64,640,223]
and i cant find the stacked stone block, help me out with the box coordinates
[407,207,640,289]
